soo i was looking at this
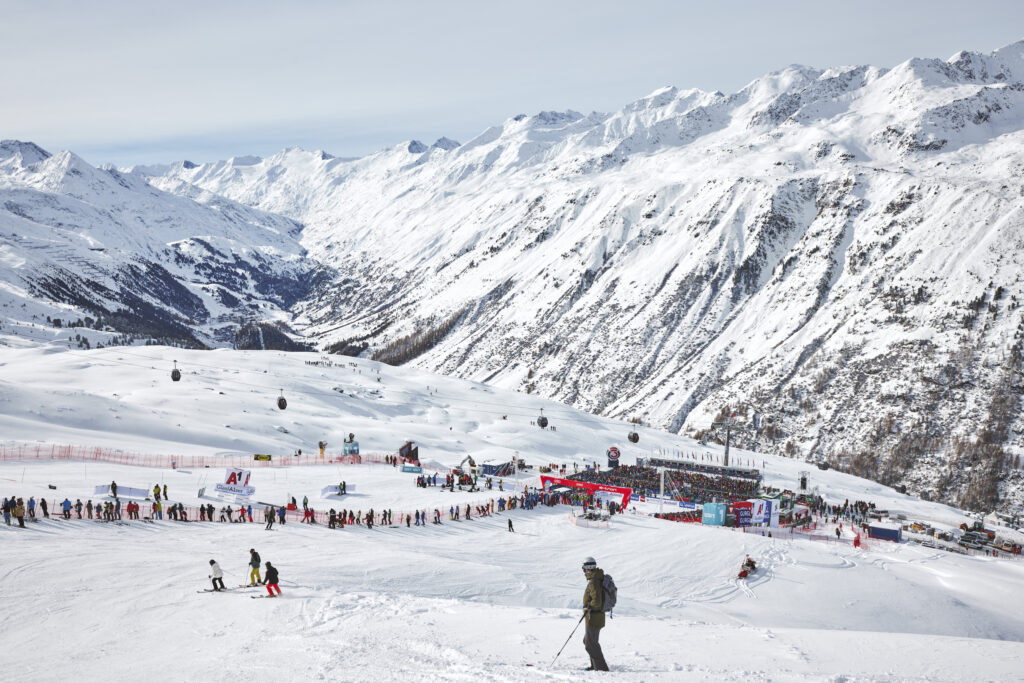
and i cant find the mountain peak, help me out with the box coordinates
[431,137,460,151]
[407,140,428,154]
[0,140,51,166]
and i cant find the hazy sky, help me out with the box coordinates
[3,1,1022,167]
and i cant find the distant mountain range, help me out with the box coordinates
[4,42,1024,514]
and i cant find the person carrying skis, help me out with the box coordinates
[209,560,226,591]
[581,556,610,672]
[264,562,281,597]
[249,549,262,585]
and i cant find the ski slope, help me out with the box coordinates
[2,345,1024,681]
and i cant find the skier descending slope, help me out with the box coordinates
[208,560,226,592]
[248,549,262,585]
[264,562,281,597]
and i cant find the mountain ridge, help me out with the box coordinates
[4,41,1024,513]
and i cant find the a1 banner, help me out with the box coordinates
[215,468,255,497]
[749,499,767,524]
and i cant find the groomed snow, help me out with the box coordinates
[3,345,1024,681]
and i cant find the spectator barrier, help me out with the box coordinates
[0,443,397,469]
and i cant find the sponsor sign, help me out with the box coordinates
[734,501,753,527]
[607,446,620,469]
[678,501,696,509]
[749,499,767,524]
[702,503,726,526]
[253,454,272,462]
[540,475,632,508]
[401,465,423,474]
[214,468,255,497]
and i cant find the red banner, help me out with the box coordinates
[540,476,632,508]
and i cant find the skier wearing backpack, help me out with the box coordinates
[581,556,611,671]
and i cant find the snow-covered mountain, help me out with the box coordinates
[0,141,325,349]
[5,41,1024,514]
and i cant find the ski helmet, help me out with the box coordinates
[209,559,215,565]
[582,556,597,570]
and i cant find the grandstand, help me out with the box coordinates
[570,458,763,505]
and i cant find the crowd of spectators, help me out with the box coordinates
[568,463,762,504]
[642,457,762,482]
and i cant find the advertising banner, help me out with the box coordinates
[678,501,696,509]
[702,503,726,526]
[401,465,423,474]
[215,468,255,497]
[540,475,631,508]
[734,501,753,527]
[93,485,149,499]
[320,484,356,496]
[253,454,272,461]
[343,442,360,456]
[749,499,767,524]
[607,446,620,469]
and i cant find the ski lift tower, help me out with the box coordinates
[710,413,748,467]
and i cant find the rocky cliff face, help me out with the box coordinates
[5,42,1024,513]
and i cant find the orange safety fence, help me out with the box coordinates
[0,443,403,469]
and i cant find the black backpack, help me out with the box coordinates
[601,573,618,615]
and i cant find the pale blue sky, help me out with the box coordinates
[3,0,1022,166]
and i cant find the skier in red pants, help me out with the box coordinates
[265,562,281,597]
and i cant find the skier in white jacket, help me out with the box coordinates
[209,559,226,591]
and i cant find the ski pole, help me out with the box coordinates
[551,613,586,666]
